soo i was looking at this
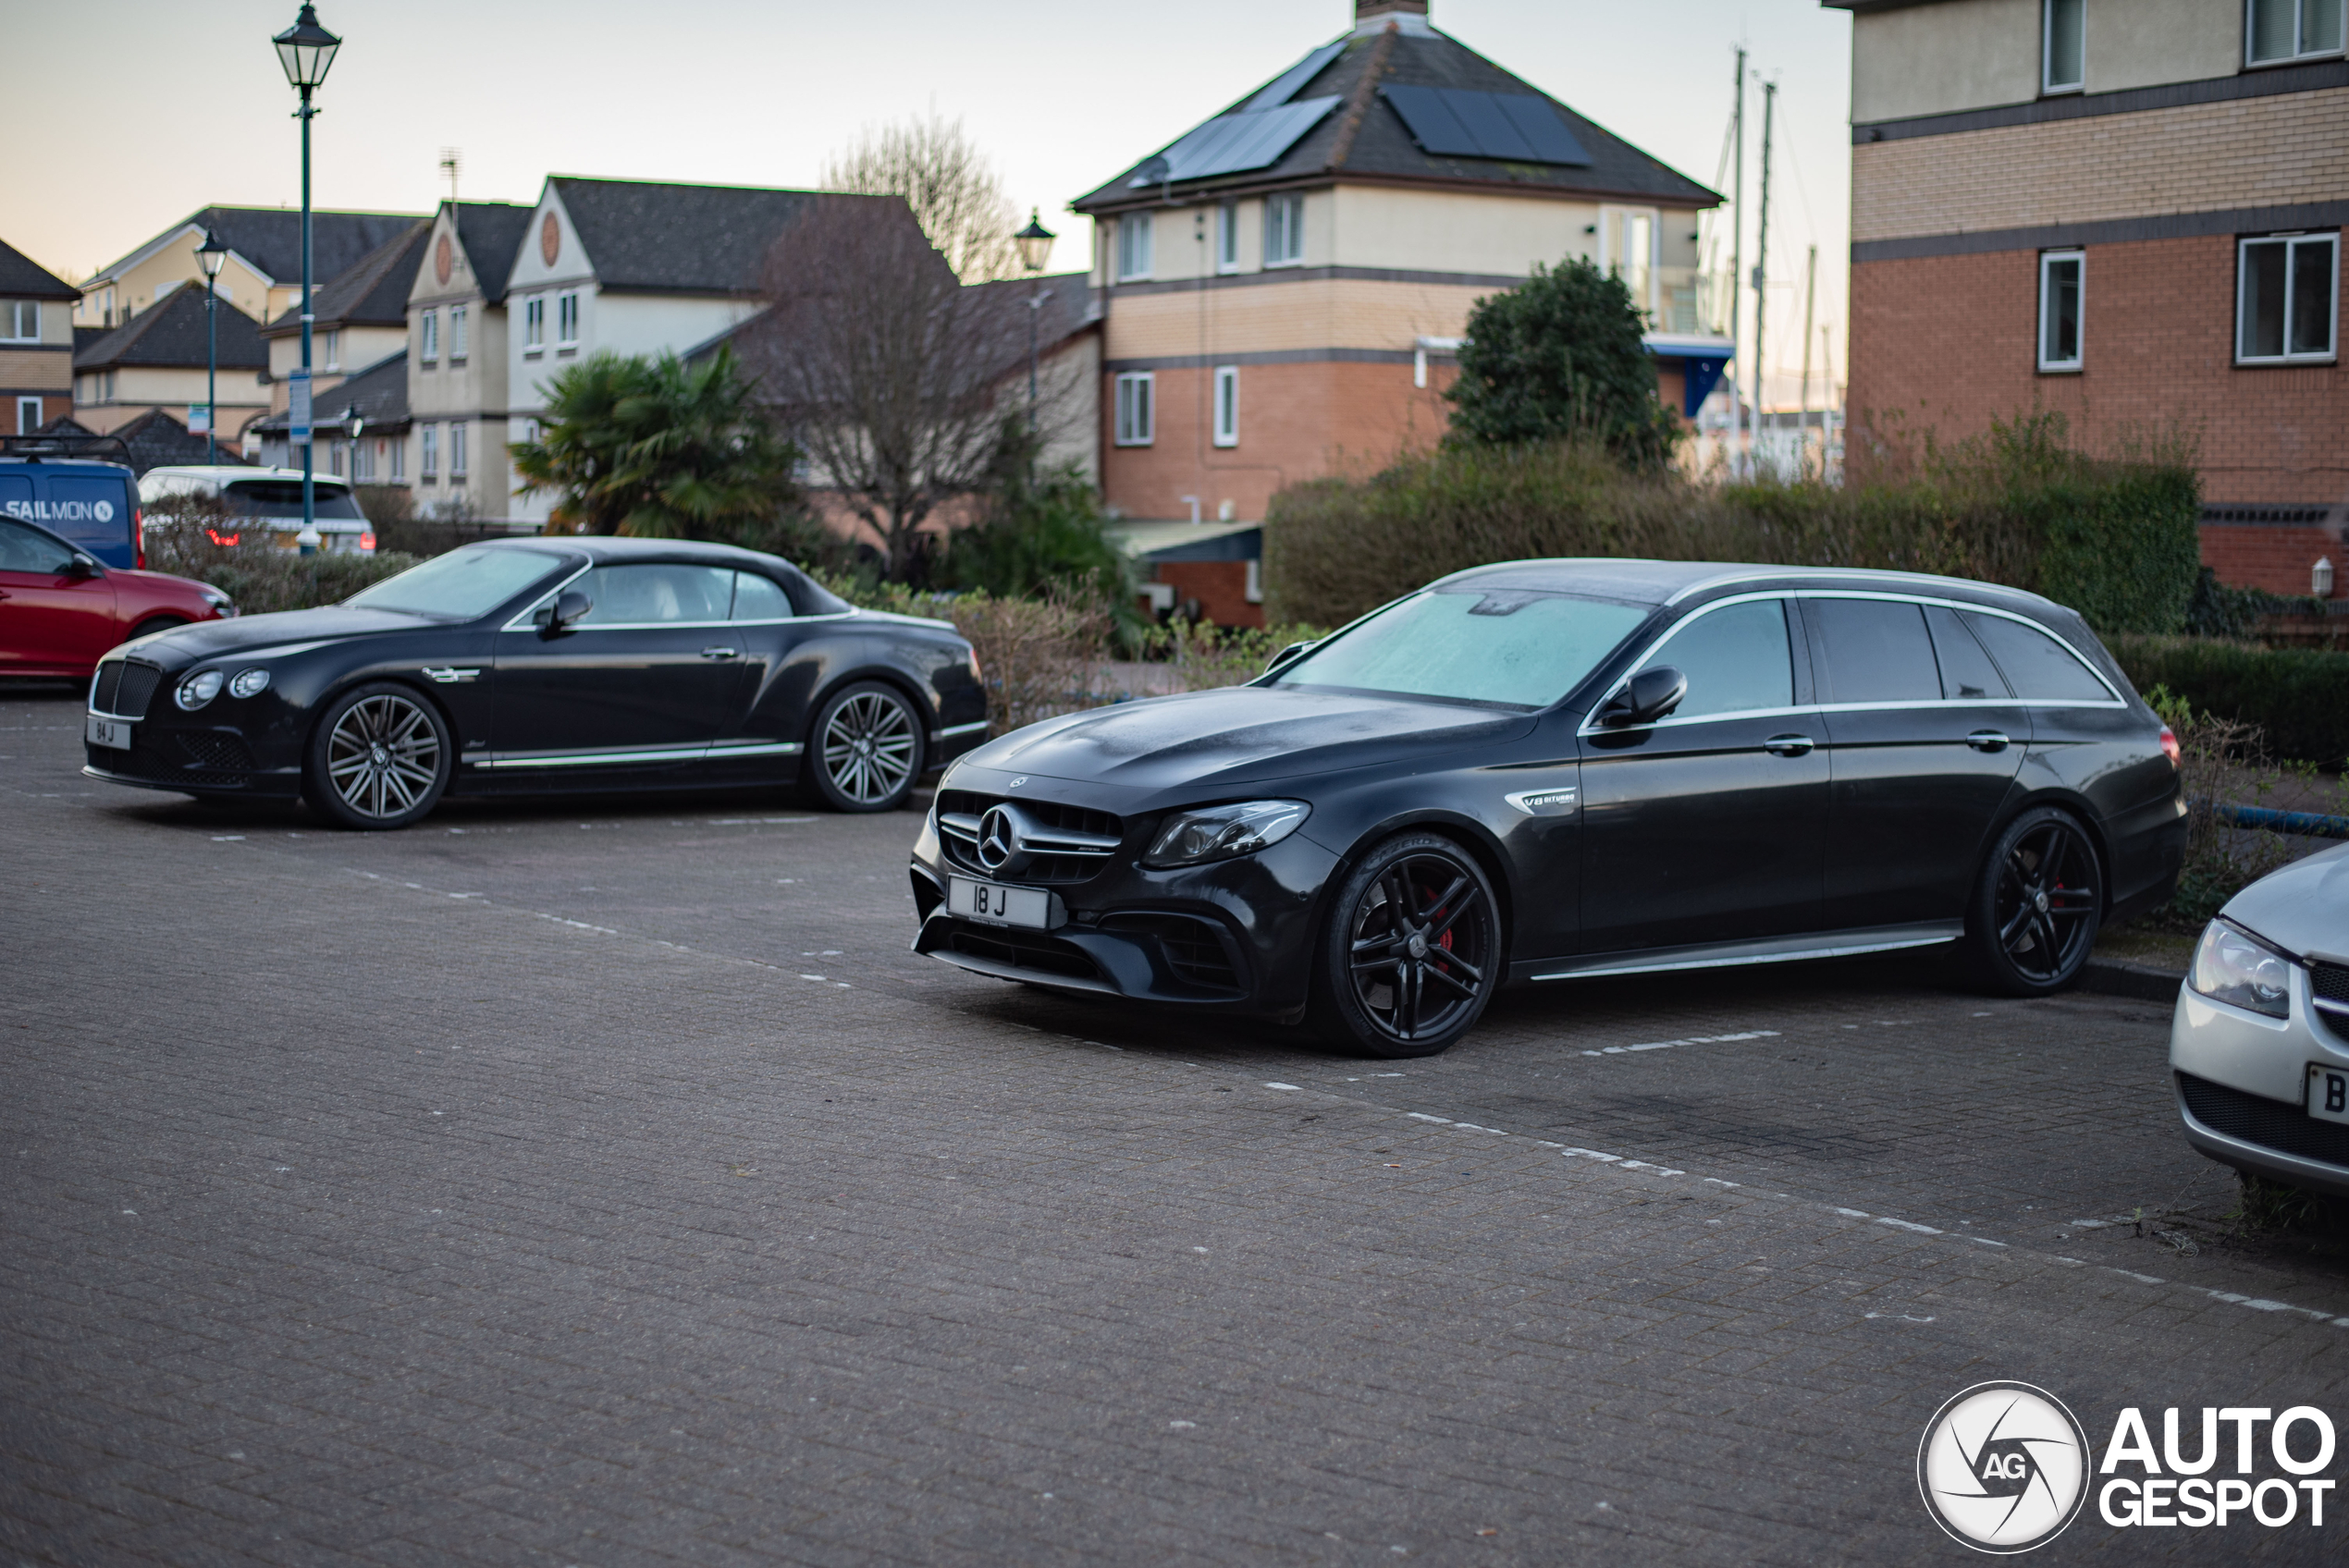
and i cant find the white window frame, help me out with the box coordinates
[1117,214,1153,282]
[420,423,439,480]
[2235,231,2340,364]
[419,309,438,365]
[1,301,37,341]
[557,290,580,348]
[449,304,468,363]
[2246,0,2346,64]
[17,395,43,434]
[1264,194,1305,268]
[322,330,340,373]
[388,434,405,482]
[1212,365,1239,447]
[523,296,545,353]
[1113,372,1155,446]
[2037,250,2085,373]
[449,422,469,479]
[353,437,375,483]
[1216,202,1239,274]
[2042,0,2085,92]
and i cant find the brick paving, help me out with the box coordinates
[4,685,2347,1565]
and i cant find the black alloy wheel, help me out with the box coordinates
[303,682,452,830]
[1967,805,2102,995]
[804,680,924,813]
[1314,832,1501,1059]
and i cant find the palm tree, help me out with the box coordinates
[511,347,801,538]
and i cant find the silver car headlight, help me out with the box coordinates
[228,668,271,699]
[1143,800,1310,868]
[2188,919,2292,1019]
[174,669,225,711]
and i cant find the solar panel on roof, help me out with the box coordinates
[1132,95,1344,185]
[1248,41,1346,111]
[1381,85,1593,166]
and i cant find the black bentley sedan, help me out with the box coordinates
[910,559,2187,1058]
[83,537,987,827]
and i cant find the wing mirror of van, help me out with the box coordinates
[1598,665,1688,728]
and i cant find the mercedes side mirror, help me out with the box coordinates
[1598,665,1688,728]
[539,589,593,636]
[1264,639,1317,675]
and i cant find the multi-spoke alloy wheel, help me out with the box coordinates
[806,681,923,813]
[1967,806,2102,994]
[1315,833,1500,1058]
[303,683,451,830]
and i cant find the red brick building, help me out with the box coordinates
[1073,0,1728,621]
[1827,0,2347,600]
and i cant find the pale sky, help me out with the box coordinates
[6,0,1852,405]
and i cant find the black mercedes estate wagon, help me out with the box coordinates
[911,559,2187,1057]
[83,537,988,827]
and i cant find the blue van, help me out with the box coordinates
[0,438,142,570]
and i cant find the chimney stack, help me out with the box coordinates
[1356,0,1428,20]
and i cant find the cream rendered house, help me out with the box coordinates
[259,220,430,424]
[1072,0,1728,525]
[503,177,851,526]
[73,207,424,334]
[405,202,533,521]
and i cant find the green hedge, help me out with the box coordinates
[2108,635,2349,767]
[1264,418,2201,633]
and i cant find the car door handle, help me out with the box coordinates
[1966,729,2011,753]
[1763,733,1814,757]
[700,645,741,661]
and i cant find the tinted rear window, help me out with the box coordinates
[1925,606,2011,701]
[1810,598,1941,704]
[223,480,365,521]
[1964,613,2111,703]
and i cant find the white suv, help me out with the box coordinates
[139,466,375,553]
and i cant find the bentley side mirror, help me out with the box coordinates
[1598,665,1688,728]
[540,588,593,636]
[1264,639,1317,675]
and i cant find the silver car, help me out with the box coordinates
[2171,842,2349,1196]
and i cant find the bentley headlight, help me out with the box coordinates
[228,668,271,699]
[1143,800,1310,868]
[174,669,225,711]
[2188,919,2292,1019]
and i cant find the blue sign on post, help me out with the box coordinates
[288,369,313,444]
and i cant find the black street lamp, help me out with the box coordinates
[195,228,228,464]
[273,2,340,533]
[1014,210,1056,431]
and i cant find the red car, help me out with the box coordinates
[0,512,234,680]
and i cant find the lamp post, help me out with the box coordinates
[273,3,340,540]
[1014,211,1056,432]
[195,228,228,465]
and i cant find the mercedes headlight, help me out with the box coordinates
[1143,800,1310,868]
[2188,919,2292,1019]
[174,669,224,711]
[228,668,271,699]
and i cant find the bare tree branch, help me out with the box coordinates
[821,115,1022,284]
